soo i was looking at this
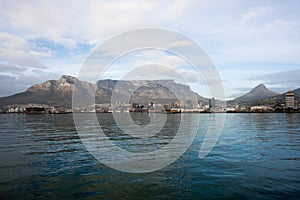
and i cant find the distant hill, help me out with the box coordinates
[0,75,207,108]
[254,88,300,106]
[229,84,279,104]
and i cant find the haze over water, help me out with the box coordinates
[0,113,299,199]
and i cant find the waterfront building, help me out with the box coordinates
[250,106,274,112]
[285,91,295,109]
[209,97,215,108]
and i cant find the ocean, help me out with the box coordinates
[0,113,299,199]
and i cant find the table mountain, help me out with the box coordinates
[0,75,207,108]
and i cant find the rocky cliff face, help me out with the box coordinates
[96,79,205,104]
[27,75,79,93]
[0,75,94,108]
[0,75,206,108]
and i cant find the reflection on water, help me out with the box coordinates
[0,113,299,199]
[97,113,180,153]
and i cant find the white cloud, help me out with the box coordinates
[0,0,161,48]
[0,1,82,48]
[0,32,52,68]
[241,7,273,20]
[100,49,202,85]
[0,0,300,97]
[250,69,300,90]
[0,71,59,96]
[164,0,189,19]
[0,32,56,95]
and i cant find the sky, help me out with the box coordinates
[0,0,299,99]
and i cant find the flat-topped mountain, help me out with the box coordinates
[0,75,207,108]
[96,79,207,104]
[230,84,279,103]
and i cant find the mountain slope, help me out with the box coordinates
[231,84,279,103]
[96,79,208,104]
[255,88,300,105]
[0,75,94,108]
[0,75,207,108]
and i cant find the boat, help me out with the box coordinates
[162,108,181,114]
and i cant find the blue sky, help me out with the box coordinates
[0,0,299,99]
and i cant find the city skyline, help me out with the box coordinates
[0,0,300,98]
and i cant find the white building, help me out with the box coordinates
[285,91,295,109]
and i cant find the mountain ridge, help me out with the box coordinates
[0,75,207,108]
[1,76,298,108]
[229,84,280,104]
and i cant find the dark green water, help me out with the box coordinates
[0,113,299,199]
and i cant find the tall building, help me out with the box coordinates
[209,97,215,108]
[285,91,295,109]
